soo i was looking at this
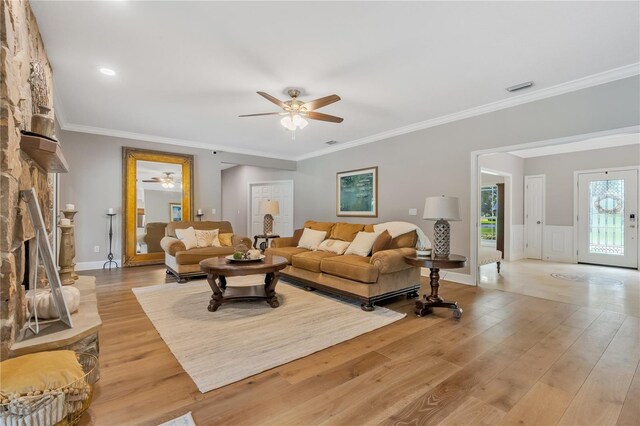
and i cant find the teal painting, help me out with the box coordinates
[337,167,378,217]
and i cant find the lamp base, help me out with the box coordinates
[433,219,450,258]
[263,214,274,235]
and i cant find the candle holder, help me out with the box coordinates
[103,213,118,270]
[61,210,78,280]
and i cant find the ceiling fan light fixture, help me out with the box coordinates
[280,114,307,131]
[292,114,308,129]
[280,116,295,131]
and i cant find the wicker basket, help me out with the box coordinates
[0,353,98,426]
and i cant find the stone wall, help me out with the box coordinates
[1,0,54,360]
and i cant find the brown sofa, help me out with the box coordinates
[160,221,251,283]
[265,221,421,311]
[143,222,168,253]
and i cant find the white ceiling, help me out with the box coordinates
[31,1,640,160]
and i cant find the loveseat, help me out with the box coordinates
[160,221,251,283]
[265,221,421,311]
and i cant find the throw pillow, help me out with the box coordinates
[371,230,392,254]
[175,227,197,250]
[329,223,365,242]
[219,233,234,247]
[292,228,304,246]
[345,231,380,257]
[317,239,351,255]
[0,350,84,395]
[195,229,220,248]
[297,228,327,250]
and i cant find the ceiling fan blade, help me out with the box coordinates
[142,179,160,183]
[305,111,344,123]
[257,92,288,109]
[238,112,283,117]
[301,94,341,111]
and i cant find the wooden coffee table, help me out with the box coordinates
[199,255,288,312]
[404,254,467,319]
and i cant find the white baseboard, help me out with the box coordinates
[76,260,118,271]
[421,267,475,286]
[544,225,574,263]
[510,225,525,261]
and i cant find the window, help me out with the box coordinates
[480,185,498,243]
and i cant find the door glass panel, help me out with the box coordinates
[480,185,498,246]
[589,179,624,255]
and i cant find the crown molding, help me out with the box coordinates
[58,123,297,161]
[295,63,640,161]
[54,63,639,163]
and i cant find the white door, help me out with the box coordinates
[249,181,294,238]
[578,169,638,268]
[525,175,545,259]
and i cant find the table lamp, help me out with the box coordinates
[423,195,461,257]
[261,200,280,235]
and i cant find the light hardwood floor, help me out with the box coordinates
[80,265,639,426]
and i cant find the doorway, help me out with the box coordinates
[524,175,545,260]
[248,180,294,238]
[577,168,638,268]
[479,170,508,255]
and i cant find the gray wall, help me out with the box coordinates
[479,152,525,225]
[221,165,296,236]
[58,130,295,264]
[61,76,639,269]
[143,190,180,224]
[293,77,640,273]
[524,144,640,226]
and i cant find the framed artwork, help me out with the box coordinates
[336,166,378,217]
[169,203,182,222]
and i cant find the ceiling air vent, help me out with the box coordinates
[325,140,338,145]
[506,81,534,92]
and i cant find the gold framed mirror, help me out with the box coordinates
[123,147,194,266]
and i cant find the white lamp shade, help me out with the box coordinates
[423,196,461,221]
[261,200,280,215]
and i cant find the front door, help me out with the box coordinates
[525,175,545,259]
[578,169,638,268]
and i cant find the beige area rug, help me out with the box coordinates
[133,277,405,392]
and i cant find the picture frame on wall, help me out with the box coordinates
[336,166,378,217]
[169,203,182,222]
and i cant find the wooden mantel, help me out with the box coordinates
[20,133,69,173]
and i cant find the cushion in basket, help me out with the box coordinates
[329,223,365,242]
[0,350,84,396]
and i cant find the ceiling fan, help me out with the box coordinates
[142,172,176,189]
[240,89,343,137]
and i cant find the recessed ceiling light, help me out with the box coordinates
[99,67,116,76]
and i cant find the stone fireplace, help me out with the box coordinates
[1,0,55,360]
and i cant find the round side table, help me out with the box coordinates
[404,254,467,319]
